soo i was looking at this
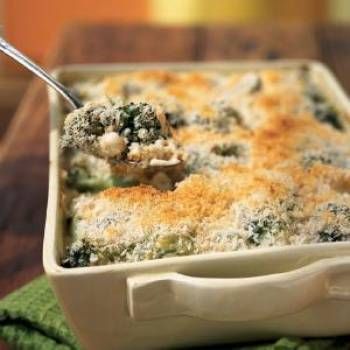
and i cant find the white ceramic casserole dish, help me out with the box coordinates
[44,60,350,350]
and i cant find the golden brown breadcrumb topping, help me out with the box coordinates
[61,67,350,267]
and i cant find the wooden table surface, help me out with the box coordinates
[0,23,350,348]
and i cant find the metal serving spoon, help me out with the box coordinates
[0,37,82,109]
[0,37,183,170]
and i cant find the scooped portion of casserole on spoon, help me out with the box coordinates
[61,100,185,168]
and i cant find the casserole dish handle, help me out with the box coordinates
[127,256,350,321]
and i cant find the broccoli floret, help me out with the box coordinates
[62,233,198,267]
[302,149,350,169]
[66,166,137,192]
[306,87,325,104]
[213,105,243,132]
[315,204,350,242]
[313,103,343,131]
[61,103,106,152]
[118,102,164,144]
[165,111,187,129]
[66,167,113,192]
[217,105,241,120]
[327,203,350,217]
[62,239,97,268]
[318,228,344,242]
[124,233,197,262]
[246,215,284,245]
[305,87,344,131]
[302,151,334,168]
[211,143,243,157]
[153,234,196,258]
[325,203,350,223]
[94,242,137,264]
[61,101,167,158]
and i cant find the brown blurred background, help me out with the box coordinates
[0,0,350,140]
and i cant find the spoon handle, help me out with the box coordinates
[0,37,82,109]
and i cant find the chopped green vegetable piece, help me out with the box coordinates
[211,143,243,157]
[154,234,196,258]
[318,228,344,242]
[61,102,166,156]
[66,166,137,192]
[305,87,344,131]
[62,239,96,268]
[246,215,284,245]
[165,111,187,129]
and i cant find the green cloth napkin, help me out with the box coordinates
[0,276,349,350]
[0,276,79,350]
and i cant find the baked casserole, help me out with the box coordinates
[60,67,350,267]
